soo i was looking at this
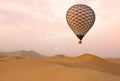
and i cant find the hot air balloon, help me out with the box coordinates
[66,4,95,44]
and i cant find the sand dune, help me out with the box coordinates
[0,50,44,59]
[0,53,120,81]
[106,58,120,64]
[0,55,23,62]
[47,54,120,76]
[0,50,44,61]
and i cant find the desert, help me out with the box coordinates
[0,50,120,81]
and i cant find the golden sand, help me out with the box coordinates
[0,53,120,81]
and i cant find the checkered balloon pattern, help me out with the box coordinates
[66,4,95,40]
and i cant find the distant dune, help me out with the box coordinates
[0,52,120,81]
[0,50,44,61]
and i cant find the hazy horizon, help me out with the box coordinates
[0,0,120,57]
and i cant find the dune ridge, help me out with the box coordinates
[0,50,44,61]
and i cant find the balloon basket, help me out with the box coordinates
[79,40,82,44]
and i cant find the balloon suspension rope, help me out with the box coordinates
[79,40,82,44]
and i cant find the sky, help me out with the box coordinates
[0,0,120,57]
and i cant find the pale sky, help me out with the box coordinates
[0,0,120,57]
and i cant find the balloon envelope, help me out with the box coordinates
[66,4,95,43]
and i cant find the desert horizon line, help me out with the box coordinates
[0,49,120,58]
